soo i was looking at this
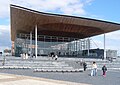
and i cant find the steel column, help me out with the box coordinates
[30,31,32,58]
[35,25,37,58]
[104,33,106,60]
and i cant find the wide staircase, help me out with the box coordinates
[0,56,120,72]
[0,56,83,72]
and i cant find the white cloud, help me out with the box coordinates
[0,25,11,51]
[0,0,95,19]
[0,0,10,18]
[0,25,10,35]
[0,46,11,52]
[11,0,94,16]
[106,30,120,40]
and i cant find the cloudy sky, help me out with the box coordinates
[0,0,120,55]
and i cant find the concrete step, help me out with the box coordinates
[0,66,31,69]
[34,68,84,72]
[4,64,70,66]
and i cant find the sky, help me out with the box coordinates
[0,0,120,55]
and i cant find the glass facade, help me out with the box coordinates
[14,33,91,57]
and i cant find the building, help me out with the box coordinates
[82,49,104,59]
[10,5,120,59]
[106,50,117,58]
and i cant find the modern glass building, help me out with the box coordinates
[15,33,91,57]
[10,5,120,59]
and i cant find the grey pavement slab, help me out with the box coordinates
[0,73,89,85]
[0,69,120,85]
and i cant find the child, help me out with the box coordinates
[102,65,107,77]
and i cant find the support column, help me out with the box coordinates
[79,39,81,51]
[35,25,37,58]
[30,31,32,58]
[74,39,76,57]
[104,33,106,60]
[76,40,77,57]
[88,37,90,56]
[79,39,81,56]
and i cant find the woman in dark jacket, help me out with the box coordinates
[102,65,107,77]
[83,62,87,71]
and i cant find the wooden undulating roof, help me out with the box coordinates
[10,4,120,41]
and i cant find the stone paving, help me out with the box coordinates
[0,73,91,85]
[0,69,120,85]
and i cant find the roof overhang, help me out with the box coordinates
[10,4,120,41]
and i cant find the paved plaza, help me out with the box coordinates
[0,72,90,85]
[0,56,120,85]
[0,69,120,85]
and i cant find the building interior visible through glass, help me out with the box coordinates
[14,33,103,58]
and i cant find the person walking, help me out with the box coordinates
[102,65,107,77]
[55,54,58,60]
[83,62,87,71]
[91,61,97,76]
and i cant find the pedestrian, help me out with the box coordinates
[83,62,87,71]
[102,65,107,77]
[91,61,97,76]
[51,52,55,59]
[55,54,58,60]
[80,59,83,66]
